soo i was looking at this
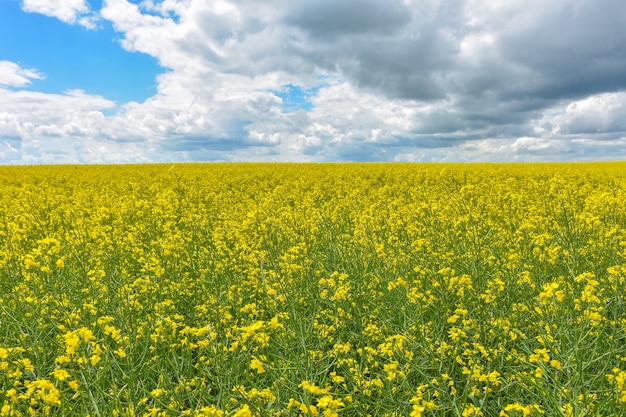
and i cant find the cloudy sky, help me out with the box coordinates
[1,0,626,163]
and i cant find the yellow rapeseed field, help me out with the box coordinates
[0,163,625,416]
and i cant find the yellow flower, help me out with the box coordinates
[64,331,81,355]
[384,362,403,381]
[55,354,71,364]
[78,328,95,343]
[231,404,252,417]
[299,380,329,395]
[24,258,38,270]
[500,403,543,417]
[113,348,127,358]
[151,388,166,397]
[25,379,61,406]
[462,404,484,416]
[50,368,71,381]
[250,357,265,374]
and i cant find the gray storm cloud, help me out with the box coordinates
[2,0,626,163]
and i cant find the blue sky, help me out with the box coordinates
[2,0,626,164]
[1,0,159,103]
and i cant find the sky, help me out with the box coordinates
[1,0,626,164]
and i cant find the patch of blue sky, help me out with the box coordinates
[86,0,104,10]
[122,0,182,23]
[0,0,163,104]
[273,84,322,113]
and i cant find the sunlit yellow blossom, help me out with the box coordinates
[64,331,81,355]
[462,404,484,416]
[249,357,265,374]
[151,388,166,397]
[299,380,329,395]
[500,403,544,416]
[0,163,624,415]
[231,404,252,417]
[50,368,71,381]
[113,348,127,358]
[24,379,61,406]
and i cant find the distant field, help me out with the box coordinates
[1,163,625,416]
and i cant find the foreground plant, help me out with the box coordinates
[1,162,625,416]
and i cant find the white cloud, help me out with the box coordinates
[101,0,182,62]
[0,61,44,87]
[511,136,552,152]
[22,0,97,28]
[0,86,123,163]
[4,0,626,163]
[547,93,626,135]
[95,0,445,161]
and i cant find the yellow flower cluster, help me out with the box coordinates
[0,162,625,415]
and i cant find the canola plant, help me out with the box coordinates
[0,163,625,416]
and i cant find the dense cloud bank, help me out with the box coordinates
[2,0,626,163]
